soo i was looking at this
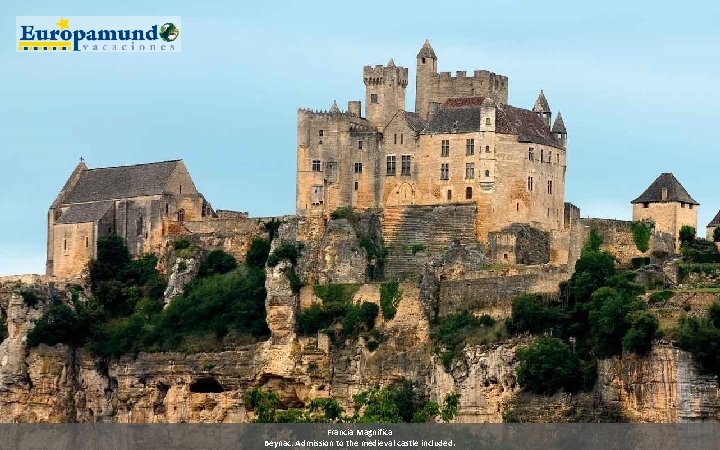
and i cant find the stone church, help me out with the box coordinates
[47,159,212,277]
[296,40,568,241]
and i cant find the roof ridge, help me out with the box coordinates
[85,159,181,171]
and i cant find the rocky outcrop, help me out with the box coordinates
[163,257,198,307]
[598,342,720,422]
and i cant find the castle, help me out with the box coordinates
[296,40,568,241]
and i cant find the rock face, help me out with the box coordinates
[598,342,720,422]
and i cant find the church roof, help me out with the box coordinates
[62,160,182,204]
[631,173,699,205]
[417,39,436,59]
[403,111,426,131]
[552,112,566,133]
[423,97,560,146]
[56,201,113,224]
[708,210,720,227]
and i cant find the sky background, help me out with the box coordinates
[2,1,719,275]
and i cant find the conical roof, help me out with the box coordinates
[417,39,436,59]
[631,173,699,205]
[532,90,550,112]
[387,58,396,67]
[330,100,340,114]
[552,112,566,133]
[708,210,720,227]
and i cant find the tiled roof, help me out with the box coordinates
[552,112,566,133]
[56,201,113,224]
[631,173,699,205]
[422,98,560,146]
[708,210,720,227]
[417,39,436,59]
[62,160,181,204]
[403,111,426,131]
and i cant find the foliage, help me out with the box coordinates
[245,383,458,424]
[679,225,696,246]
[19,289,41,307]
[197,250,237,277]
[631,257,651,269]
[587,287,645,358]
[681,238,720,263]
[648,290,675,304]
[330,206,354,220]
[714,227,720,243]
[267,241,302,267]
[516,337,582,395]
[263,218,281,241]
[313,283,360,304]
[508,294,565,335]
[410,243,426,255]
[677,263,720,280]
[379,281,402,320]
[282,267,304,294]
[360,236,388,281]
[297,284,375,340]
[676,301,720,376]
[173,238,193,250]
[583,228,603,254]
[358,302,379,330]
[432,311,506,370]
[245,238,270,269]
[622,312,659,354]
[630,221,653,253]
[27,302,83,347]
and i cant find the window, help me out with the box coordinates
[440,163,449,180]
[63,239,67,251]
[643,202,649,208]
[528,147,535,161]
[179,185,182,194]
[465,163,475,179]
[422,57,426,64]
[394,134,397,144]
[465,186,473,199]
[400,134,403,144]
[527,176,534,191]
[386,155,396,176]
[165,203,169,215]
[485,145,491,153]
[690,204,694,210]
[447,190,453,200]
[354,162,363,174]
[485,169,490,177]
[358,140,363,150]
[311,185,324,205]
[557,154,560,164]
[661,188,668,201]
[547,180,553,195]
[441,140,450,157]
[137,214,144,236]
[516,203,520,211]
[466,139,475,156]
[485,118,491,126]
[177,209,185,222]
[312,160,321,172]
[401,155,411,176]
[354,181,358,191]
[319,130,324,137]
[85,237,89,248]
[681,202,686,208]
[540,149,544,163]
[548,151,552,164]
[370,94,378,103]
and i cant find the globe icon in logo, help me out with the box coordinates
[159,23,179,42]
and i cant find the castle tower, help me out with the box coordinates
[552,112,567,148]
[415,39,438,119]
[364,58,408,129]
[532,90,552,127]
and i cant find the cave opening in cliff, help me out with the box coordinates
[190,377,224,393]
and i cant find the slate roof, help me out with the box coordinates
[631,173,699,205]
[707,211,720,227]
[56,201,113,224]
[552,112,567,133]
[62,160,181,204]
[403,111,425,131]
[423,97,560,147]
[417,39,436,59]
[532,90,550,112]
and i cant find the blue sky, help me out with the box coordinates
[2,1,719,275]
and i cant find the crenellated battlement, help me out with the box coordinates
[363,63,409,88]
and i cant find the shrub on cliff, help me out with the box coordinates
[197,250,237,277]
[516,337,582,395]
[27,302,83,347]
[676,301,720,376]
[622,312,659,354]
[508,294,565,335]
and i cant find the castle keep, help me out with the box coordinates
[296,40,567,241]
[47,160,211,277]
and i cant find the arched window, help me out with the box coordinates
[177,209,185,222]
[465,187,472,199]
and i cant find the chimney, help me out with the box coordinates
[428,102,441,117]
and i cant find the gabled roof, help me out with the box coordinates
[403,111,425,132]
[417,39,436,59]
[552,112,566,134]
[62,160,182,204]
[631,173,699,205]
[708,210,720,227]
[532,90,550,113]
[423,97,560,146]
[56,201,113,224]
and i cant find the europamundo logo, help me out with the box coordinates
[16,16,181,52]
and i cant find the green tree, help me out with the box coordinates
[587,287,643,358]
[197,250,237,277]
[516,337,582,395]
[622,312,659,354]
[27,302,83,347]
[245,238,270,269]
[679,225,696,246]
[509,294,564,335]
